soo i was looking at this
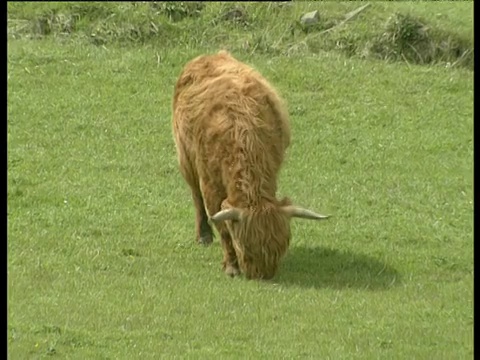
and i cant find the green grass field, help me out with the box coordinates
[8,2,473,359]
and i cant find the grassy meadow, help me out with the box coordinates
[8,2,473,359]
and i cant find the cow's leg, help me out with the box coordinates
[191,189,213,245]
[218,227,240,277]
[176,149,213,245]
[201,184,240,277]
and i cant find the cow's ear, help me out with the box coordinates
[278,197,292,207]
[220,198,233,210]
[281,205,330,220]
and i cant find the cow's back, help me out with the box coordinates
[173,51,290,205]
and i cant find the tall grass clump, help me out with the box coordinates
[366,12,473,68]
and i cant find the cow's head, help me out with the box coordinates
[210,198,328,280]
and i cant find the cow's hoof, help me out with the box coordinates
[224,264,241,277]
[198,234,213,246]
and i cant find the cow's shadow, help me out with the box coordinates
[276,245,400,290]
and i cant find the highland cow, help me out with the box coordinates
[172,50,328,280]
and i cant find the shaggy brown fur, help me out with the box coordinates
[172,50,321,279]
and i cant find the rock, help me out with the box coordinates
[300,10,320,26]
[221,7,246,22]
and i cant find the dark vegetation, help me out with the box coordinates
[7,1,473,69]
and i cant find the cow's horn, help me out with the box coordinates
[210,208,242,223]
[282,206,329,220]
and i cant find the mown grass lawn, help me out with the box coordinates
[8,3,473,359]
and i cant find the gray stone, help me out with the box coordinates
[300,10,320,26]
